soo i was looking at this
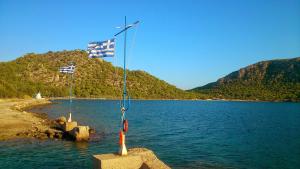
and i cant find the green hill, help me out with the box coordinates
[0,50,199,99]
[191,57,300,101]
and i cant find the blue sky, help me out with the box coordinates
[0,0,299,89]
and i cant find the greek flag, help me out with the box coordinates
[87,38,115,58]
[59,65,75,74]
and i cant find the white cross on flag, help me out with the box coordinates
[87,38,115,58]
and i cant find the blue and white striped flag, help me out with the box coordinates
[87,38,115,58]
[59,65,75,74]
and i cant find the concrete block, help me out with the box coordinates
[69,126,90,141]
[93,148,170,169]
[93,153,143,169]
[63,121,77,132]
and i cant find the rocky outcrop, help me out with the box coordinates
[191,57,300,101]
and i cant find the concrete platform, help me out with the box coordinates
[93,148,170,169]
[93,153,143,169]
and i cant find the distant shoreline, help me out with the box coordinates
[48,97,299,103]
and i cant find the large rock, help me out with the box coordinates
[93,148,170,169]
[56,116,67,124]
[45,129,55,138]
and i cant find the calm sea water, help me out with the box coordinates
[1,100,300,169]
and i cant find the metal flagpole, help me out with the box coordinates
[59,63,75,123]
[68,63,73,122]
[123,16,127,119]
[114,16,139,156]
[68,73,73,122]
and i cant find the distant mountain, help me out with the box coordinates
[191,57,300,101]
[0,50,199,99]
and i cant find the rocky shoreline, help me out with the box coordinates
[15,115,66,140]
[0,99,62,140]
[0,98,95,141]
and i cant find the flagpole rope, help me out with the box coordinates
[121,21,138,126]
[127,23,139,71]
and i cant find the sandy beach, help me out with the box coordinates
[0,98,52,140]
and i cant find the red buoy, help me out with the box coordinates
[123,120,128,132]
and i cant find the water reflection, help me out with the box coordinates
[75,141,88,151]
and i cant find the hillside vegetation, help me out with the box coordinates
[191,57,300,101]
[0,50,200,99]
